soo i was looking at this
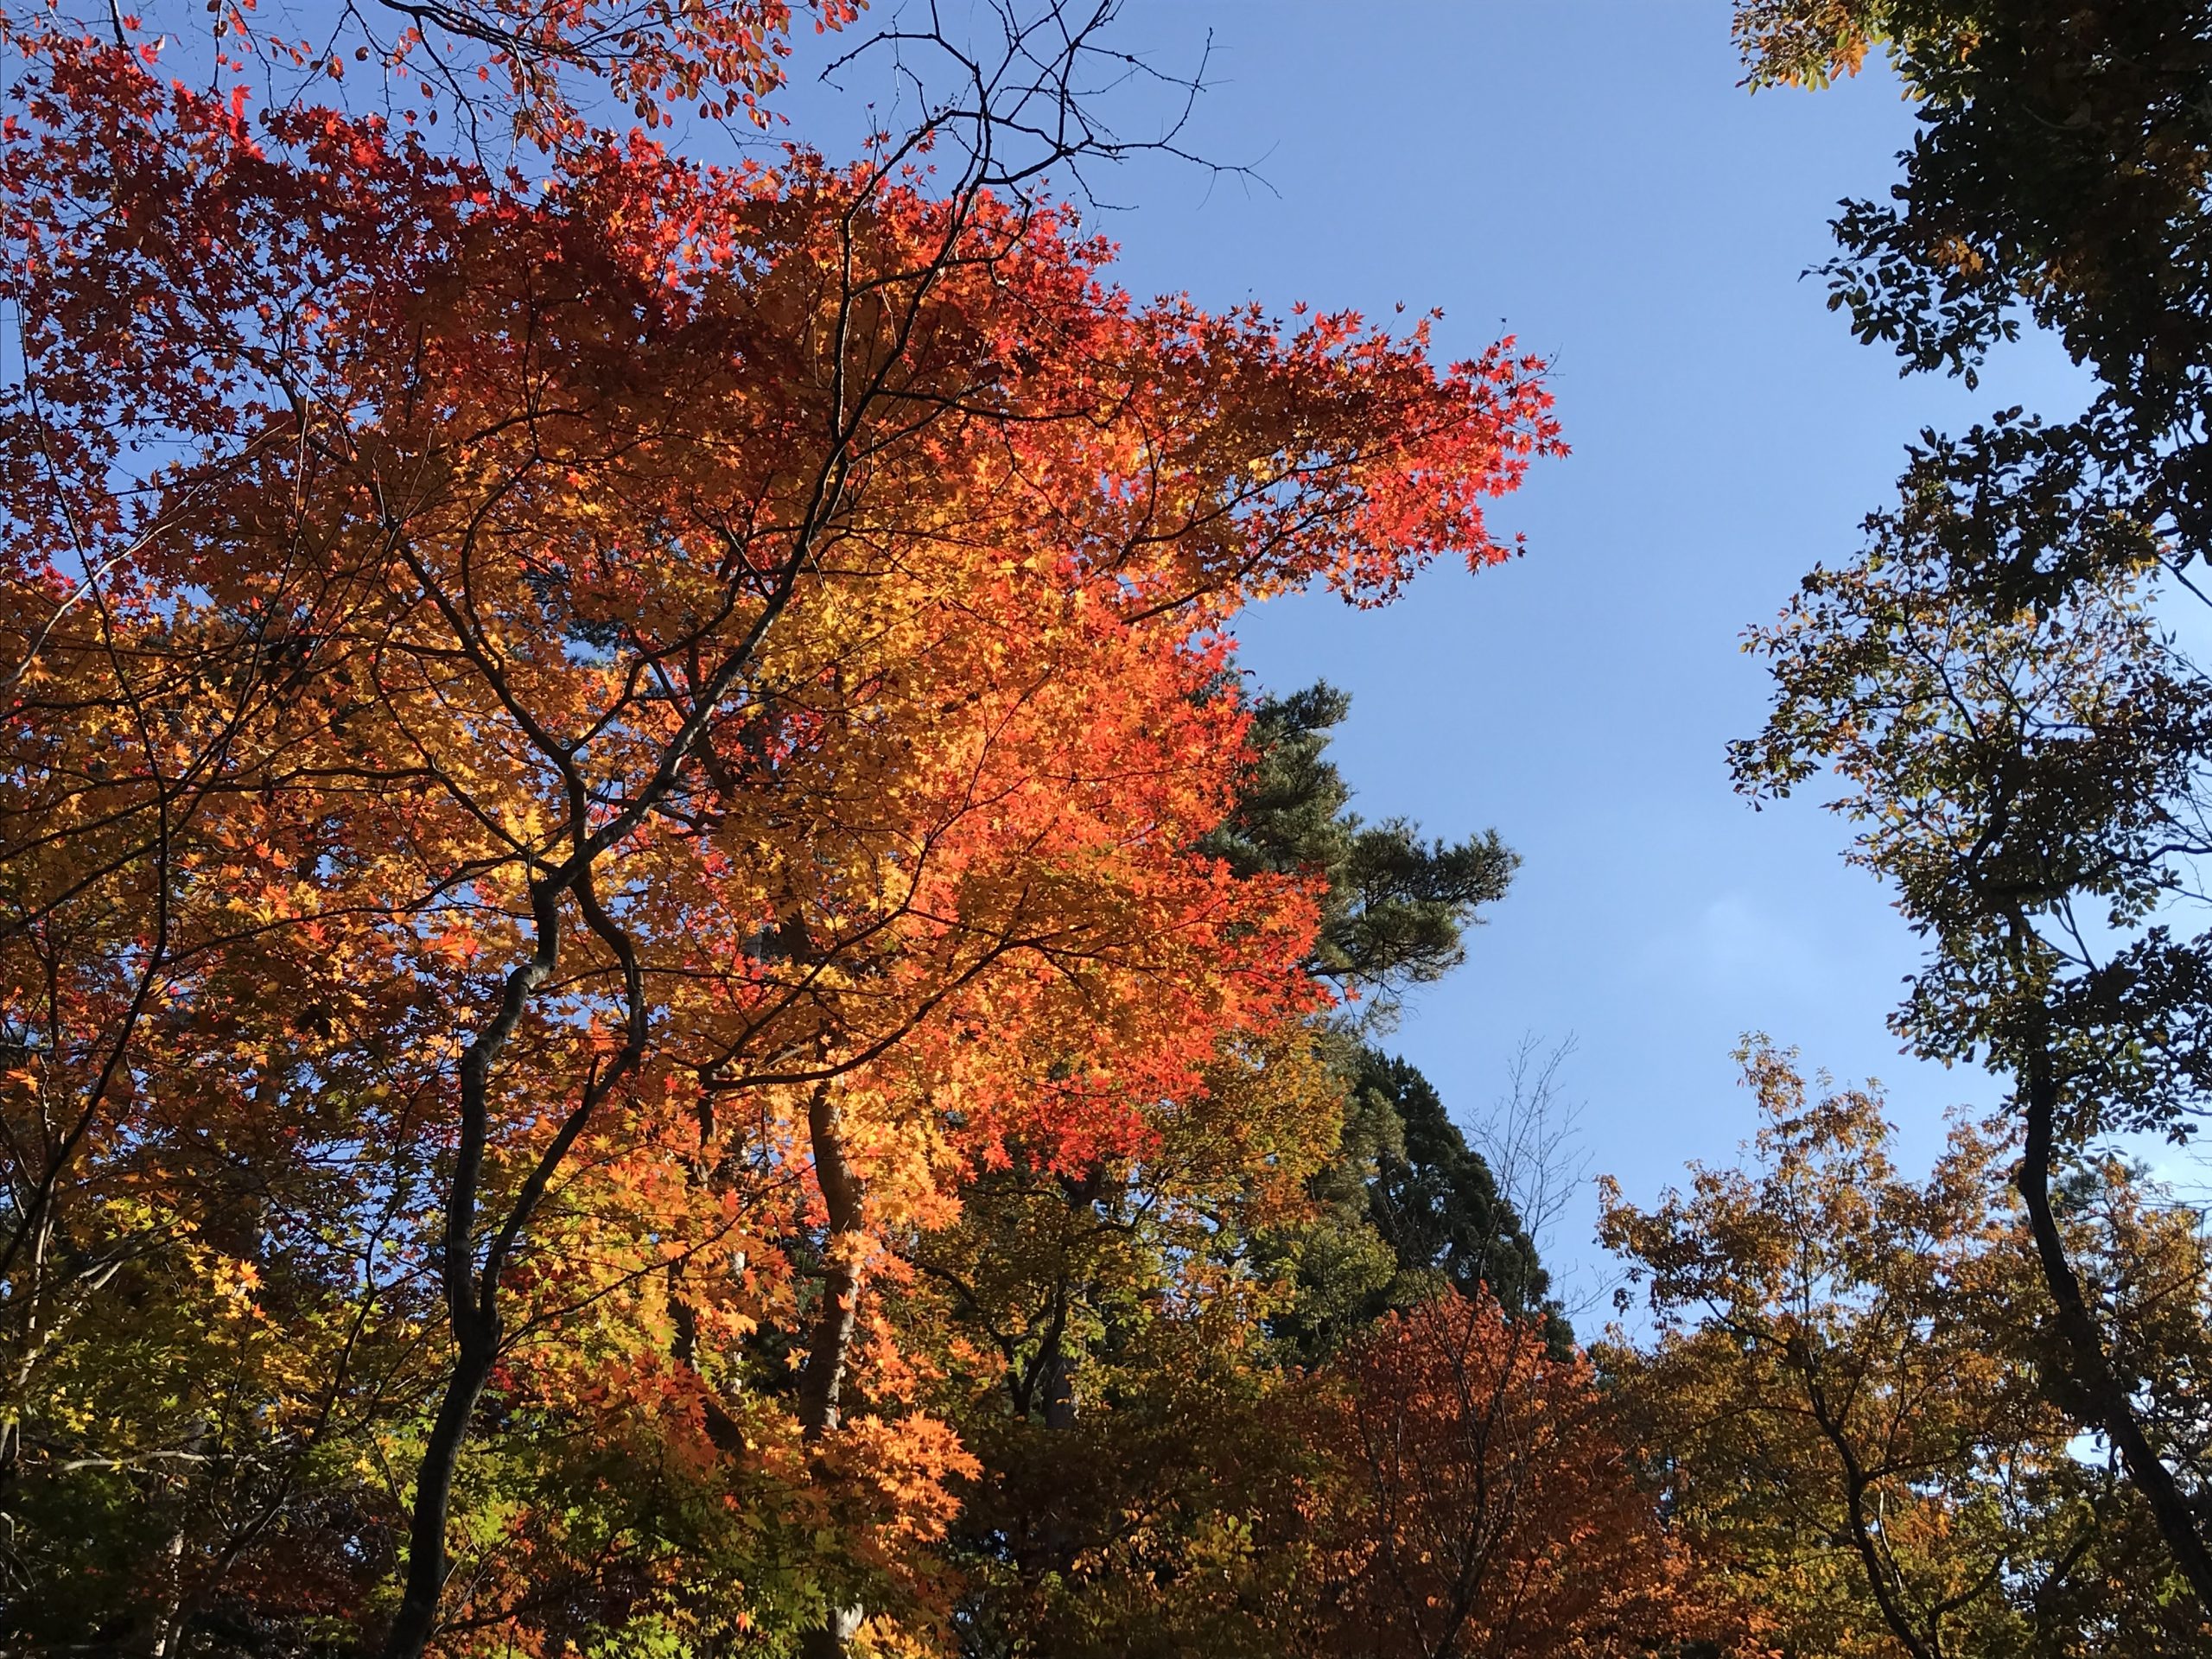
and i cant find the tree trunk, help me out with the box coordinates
[382,897,561,1659]
[2017,1047,2212,1611]
[142,1504,189,1658]
[383,1321,498,1658]
[1041,1341,1077,1432]
[798,1081,867,1658]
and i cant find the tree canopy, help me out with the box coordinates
[10,0,2212,1653]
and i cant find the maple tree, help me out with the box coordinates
[0,4,1560,1650]
[3,0,836,145]
[1314,1288,1719,1659]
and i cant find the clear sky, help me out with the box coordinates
[1088,2,2098,1297]
[780,3,2093,1298]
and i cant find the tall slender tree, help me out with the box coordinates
[1733,0,2212,1608]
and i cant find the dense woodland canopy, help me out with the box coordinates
[5,0,2212,1655]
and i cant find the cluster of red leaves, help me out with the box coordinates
[1320,1293,1735,1659]
[3,0,845,144]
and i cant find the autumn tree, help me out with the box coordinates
[1729,462,2212,1599]
[1313,1288,1719,1659]
[1604,1040,2208,1657]
[1730,0,2212,1608]
[0,10,1560,1653]
[915,1024,1344,1659]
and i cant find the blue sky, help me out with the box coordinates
[775,3,2094,1295]
[1084,3,2091,1293]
